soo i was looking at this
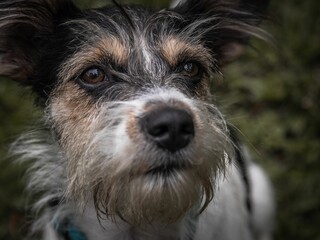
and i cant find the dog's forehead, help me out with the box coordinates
[58,6,212,81]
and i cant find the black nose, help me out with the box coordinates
[140,107,194,152]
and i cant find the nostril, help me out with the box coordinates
[179,118,194,136]
[148,124,169,138]
[140,107,195,152]
[182,124,193,134]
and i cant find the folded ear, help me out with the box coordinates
[170,0,269,66]
[0,0,79,83]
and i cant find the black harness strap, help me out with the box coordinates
[228,125,252,214]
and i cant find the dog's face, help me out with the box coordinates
[49,7,230,223]
[0,0,268,224]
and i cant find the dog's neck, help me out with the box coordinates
[73,201,198,240]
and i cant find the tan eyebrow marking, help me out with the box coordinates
[58,37,128,82]
[160,37,214,70]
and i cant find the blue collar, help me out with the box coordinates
[54,218,87,240]
[54,212,198,240]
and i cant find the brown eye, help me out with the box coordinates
[182,62,200,77]
[80,67,106,85]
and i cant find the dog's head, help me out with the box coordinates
[0,0,268,224]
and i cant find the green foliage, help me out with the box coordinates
[219,0,320,239]
[0,82,38,239]
[0,0,319,239]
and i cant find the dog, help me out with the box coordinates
[0,0,274,239]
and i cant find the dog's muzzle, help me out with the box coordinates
[139,107,195,152]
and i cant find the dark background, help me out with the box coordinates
[0,0,319,239]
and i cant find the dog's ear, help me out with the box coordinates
[0,0,79,83]
[170,0,269,66]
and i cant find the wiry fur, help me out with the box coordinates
[2,0,274,239]
[61,89,231,224]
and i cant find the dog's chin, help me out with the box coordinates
[91,167,212,225]
[145,161,190,176]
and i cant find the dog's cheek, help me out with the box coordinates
[173,76,211,102]
[48,82,100,154]
[194,76,211,101]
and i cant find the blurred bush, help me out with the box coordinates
[0,82,38,239]
[220,1,320,239]
[0,0,319,239]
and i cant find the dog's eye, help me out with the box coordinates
[180,61,202,78]
[80,67,106,85]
